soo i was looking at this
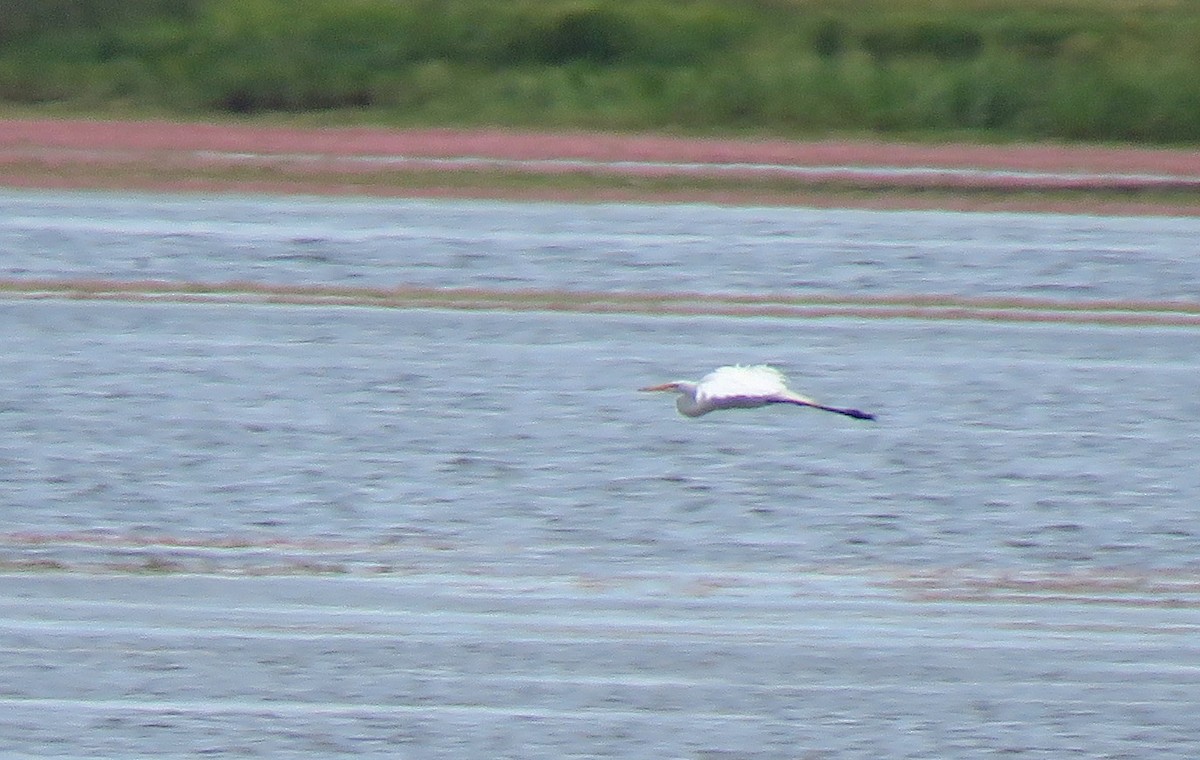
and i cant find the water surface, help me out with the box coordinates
[2,191,1198,759]
[3,190,1199,300]
[4,301,1198,573]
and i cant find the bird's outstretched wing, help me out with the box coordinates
[696,365,798,406]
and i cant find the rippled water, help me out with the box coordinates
[4,189,1200,299]
[5,301,1199,572]
[2,190,1198,758]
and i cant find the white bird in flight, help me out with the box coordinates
[640,364,875,420]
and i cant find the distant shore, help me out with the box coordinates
[2,118,1198,214]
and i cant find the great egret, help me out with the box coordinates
[640,364,875,420]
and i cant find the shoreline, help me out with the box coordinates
[2,117,1199,214]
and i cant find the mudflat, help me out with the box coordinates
[2,117,1198,213]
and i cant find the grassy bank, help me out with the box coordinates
[2,0,1200,143]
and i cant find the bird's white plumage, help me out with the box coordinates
[639,363,875,420]
[694,365,811,407]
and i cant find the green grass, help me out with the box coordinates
[3,0,1200,143]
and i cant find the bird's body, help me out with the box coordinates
[640,364,875,420]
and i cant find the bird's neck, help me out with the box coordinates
[674,383,706,417]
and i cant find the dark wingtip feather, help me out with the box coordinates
[842,408,876,421]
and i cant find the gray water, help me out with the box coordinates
[2,190,1199,758]
[4,189,1200,299]
[5,301,1200,572]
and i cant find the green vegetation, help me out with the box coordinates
[3,0,1200,142]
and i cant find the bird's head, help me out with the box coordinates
[639,380,702,398]
[640,380,706,416]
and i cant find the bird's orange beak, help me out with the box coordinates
[639,383,676,392]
